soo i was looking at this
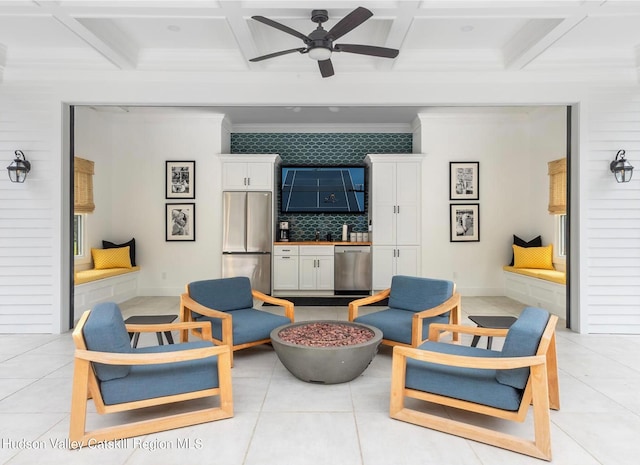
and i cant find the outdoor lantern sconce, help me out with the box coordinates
[610,149,634,183]
[7,150,31,183]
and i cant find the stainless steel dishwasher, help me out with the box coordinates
[334,245,372,295]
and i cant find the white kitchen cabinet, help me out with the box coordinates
[371,245,421,290]
[298,246,334,291]
[366,154,423,290]
[273,245,299,291]
[367,156,421,246]
[220,154,278,191]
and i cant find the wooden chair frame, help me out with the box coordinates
[348,286,462,347]
[179,286,295,365]
[390,316,559,461]
[70,310,233,448]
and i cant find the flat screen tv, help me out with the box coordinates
[281,166,366,214]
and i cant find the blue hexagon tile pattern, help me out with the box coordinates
[231,132,412,241]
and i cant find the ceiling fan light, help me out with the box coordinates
[308,47,332,61]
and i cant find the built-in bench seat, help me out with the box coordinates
[74,266,140,285]
[74,267,140,323]
[503,265,565,318]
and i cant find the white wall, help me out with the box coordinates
[74,108,229,296]
[528,106,568,268]
[583,88,640,333]
[0,84,62,333]
[73,108,114,269]
[416,108,566,296]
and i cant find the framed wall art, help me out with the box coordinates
[450,161,479,200]
[166,203,195,241]
[450,203,480,242]
[166,160,195,199]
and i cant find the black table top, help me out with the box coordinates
[124,314,177,325]
[468,315,517,329]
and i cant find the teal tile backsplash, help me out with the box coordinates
[230,132,412,241]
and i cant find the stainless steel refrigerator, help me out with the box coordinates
[222,191,272,294]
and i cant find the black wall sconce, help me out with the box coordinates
[6,150,31,183]
[610,150,634,183]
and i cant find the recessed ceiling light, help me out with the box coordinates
[167,25,181,32]
[460,25,474,33]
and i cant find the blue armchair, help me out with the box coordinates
[180,276,295,365]
[349,275,461,347]
[70,302,233,447]
[390,306,560,461]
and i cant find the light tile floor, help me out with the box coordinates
[1,296,640,464]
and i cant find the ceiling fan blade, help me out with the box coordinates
[249,47,307,62]
[251,16,311,43]
[325,7,373,41]
[318,59,334,78]
[334,43,399,58]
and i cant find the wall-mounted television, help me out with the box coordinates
[281,166,366,214]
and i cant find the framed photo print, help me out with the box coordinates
[450,204,480,242]
[450,161,479,200]
[166,203,195,241]
[166,160,195,199]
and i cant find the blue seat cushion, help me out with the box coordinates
[354,308,449,345]
[496,307,550,389]
[388,275,454,313]
[99,341,219,405]
[83,302,132,381]
[199,308,292,346]
[189,277,254,312]
[405,341,524,411]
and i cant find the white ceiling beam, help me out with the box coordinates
[377,2,420,71]
[52,13,137,70]
[503,15,587,70]
[218,0,257,69]
[28,1,138,69]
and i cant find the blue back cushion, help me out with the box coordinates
[82,302,132,381]
[388,275,454,312]
[496,307,550,389]
[188,277,254,312]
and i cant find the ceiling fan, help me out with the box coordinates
[249,6,399,78]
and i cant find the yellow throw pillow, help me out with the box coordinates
[512,244,554,270]
[92,246,132,270]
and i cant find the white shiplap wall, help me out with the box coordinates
[0,84,59,333]
[586,88,640,333]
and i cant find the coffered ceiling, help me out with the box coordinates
[0,0,639,82]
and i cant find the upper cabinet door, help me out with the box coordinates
[246,162,274,190]
[220,154,280,191]
[221,162,250,190]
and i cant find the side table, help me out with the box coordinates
[124,314,177,348]
[468,315,517,349]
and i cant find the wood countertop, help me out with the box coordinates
[274,241,372,246]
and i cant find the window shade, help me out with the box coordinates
[74,157,95,214]
[548,158,566,215]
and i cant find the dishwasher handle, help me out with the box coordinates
[335,246,371,254]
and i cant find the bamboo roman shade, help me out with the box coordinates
[548,158,566,215]
[74,157,95,214]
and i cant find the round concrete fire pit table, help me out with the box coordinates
[270,320,383,384]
